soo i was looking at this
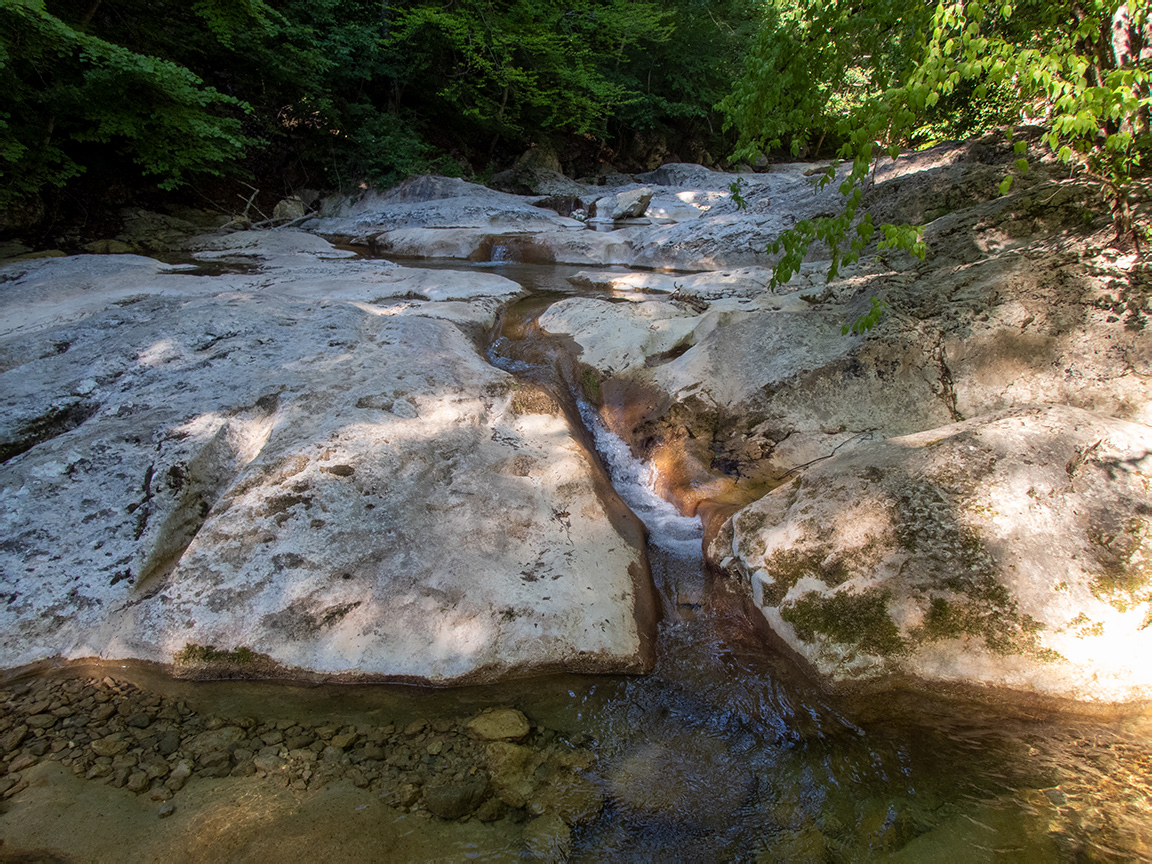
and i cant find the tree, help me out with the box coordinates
[726,0,1152,294]
[0,0,262,215]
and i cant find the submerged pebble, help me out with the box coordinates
[0,673,599,830]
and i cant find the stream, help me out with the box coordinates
[3,258,1152,861]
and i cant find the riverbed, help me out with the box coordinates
[2,258,1151,862]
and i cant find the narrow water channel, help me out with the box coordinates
[405,258,1152,860]
[3,258,1152,862]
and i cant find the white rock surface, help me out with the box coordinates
[602,187,654,220]
[0,231,653,682]
[709,405,1152,703]
[308,176,581,238]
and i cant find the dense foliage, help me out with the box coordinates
[0,0,759,223]
[721,0,1152,291]
[4,0,1150,254]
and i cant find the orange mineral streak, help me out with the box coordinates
[600,376,781,547]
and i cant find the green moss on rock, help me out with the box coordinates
[781,588,906,656]
[1089,517,1152,613]
[175,643,255,664]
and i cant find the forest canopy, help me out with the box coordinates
[2,0,1151,239]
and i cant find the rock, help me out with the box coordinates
[1,778,29,799]
[0,240,32,260]
[158,801,176,818]
[635,163,728,187]
[253,753,286,774]
[466,709,531,742]
[605,187,653,220]
[199,750,231,770]
[141,757,171,779]
[529,773,603,825]
[230,760,257,777]
[116,208,203,253]
[8,752,37,772]
[165,760,192,791]
[712,405,1152,702]
[6,249,68,262]
[422,775,489,820]
[86,763,113,779]
[186,727,244,758]
[1,725,28,754]
[284,733,314,750]
[90,736,129,757]
[272,197,307,222]
[347,768,368,788]
[329,731,358,750]
[522,813,571,862]
[307,176,580,238]
[126,770,150,793]
[82,239,135,255]
[389,782,422,808]
[474,796,507,823]
[485,741,541,808]
[0,232,653,685]
[156,730,180,756]
[532,196,584,218]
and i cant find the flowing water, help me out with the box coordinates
[4,258,1152,862]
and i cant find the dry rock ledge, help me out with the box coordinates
[4,136,1152,706]
[0,230,654,683]
[709,405,1152,703]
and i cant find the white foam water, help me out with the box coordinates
[578,399,703,558]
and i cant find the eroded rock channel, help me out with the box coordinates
[5,143,1152,859]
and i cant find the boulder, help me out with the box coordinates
[272,197,307,221]
[604,187,653,220]
[0,230,654,684]
[306,175,582,238]
[710,405,1152,702]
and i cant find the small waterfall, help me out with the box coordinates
[577,399,703,560]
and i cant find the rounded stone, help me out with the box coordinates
[465,709,531,742]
